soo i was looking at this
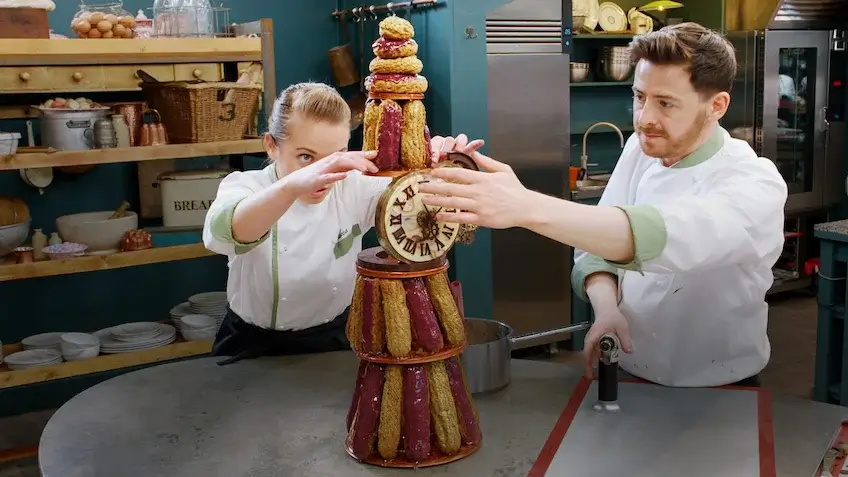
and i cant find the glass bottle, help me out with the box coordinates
[48,232,62,246]
[32,228,47,260]
[112,115,131,148]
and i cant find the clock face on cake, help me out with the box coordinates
[375,171,460,263]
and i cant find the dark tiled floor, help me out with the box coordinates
[0,293,820,475]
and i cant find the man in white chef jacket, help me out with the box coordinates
[420,23,788,388]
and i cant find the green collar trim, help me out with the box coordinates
[671,125,725,169]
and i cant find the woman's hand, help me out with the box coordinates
[582,307,633,379]
[429,133,485,164]
[282,151,378,196]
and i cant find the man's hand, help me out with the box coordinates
[419,137,532,229]
[582,307,633,378]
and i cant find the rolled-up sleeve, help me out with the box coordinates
[202,171,268,256]
[606,157,788,274]
[571,134,642,301]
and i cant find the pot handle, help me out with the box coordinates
[508,321,591,349]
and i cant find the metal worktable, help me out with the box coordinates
[39,352,848,477]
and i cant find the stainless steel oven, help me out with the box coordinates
[726,29,845,213]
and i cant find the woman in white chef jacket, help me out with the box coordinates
[202,82,393,365]
[420,23,789,388]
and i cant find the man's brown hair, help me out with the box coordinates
[628,22,737,97]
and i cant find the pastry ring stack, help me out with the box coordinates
[344,248,483,468]
[364,16,433,175]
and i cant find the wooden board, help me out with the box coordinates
[0,139,265,170]
[0,8,48,39]
[528,378,775,477]
[0,38,262,66]
[0,339,212,389]
[0,243,214,282]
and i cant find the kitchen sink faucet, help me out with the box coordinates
[581,122,625,179]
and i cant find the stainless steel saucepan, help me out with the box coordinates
[461,318,591,394]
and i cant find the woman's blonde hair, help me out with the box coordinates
[266,82,350,143]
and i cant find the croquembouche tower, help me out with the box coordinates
[344,15,483,468]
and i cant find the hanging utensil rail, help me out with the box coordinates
[331,0,445,19]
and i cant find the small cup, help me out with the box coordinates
[13,246,34,264]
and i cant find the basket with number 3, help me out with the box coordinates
[140,81,262,143]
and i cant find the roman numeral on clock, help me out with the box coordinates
[389,213,402,226]
[419,242,432,256]
[441,225,456,239]
[403,238,417,254]
[392,227,406,243]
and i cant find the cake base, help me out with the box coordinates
[354,341,465,364]
[356,247,448,279]
[367,92,425,101]
[345,439,482,468]
[363,169,418,178]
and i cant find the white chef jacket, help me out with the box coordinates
[202,164,390,331]
[572,126,788,387]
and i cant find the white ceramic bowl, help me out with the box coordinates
[0,220,30,257]
[60,333,100,361]
[60,332,99,348]
[61,345,100,361]
[56,211,138,253]
[180,314,216,329]
[181,328,217,341]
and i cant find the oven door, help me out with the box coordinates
[762,30,831,213]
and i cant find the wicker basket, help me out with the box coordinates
[141,81,263,144]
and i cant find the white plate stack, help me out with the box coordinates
[187,292,228,329]
[95,322,176,354]
[169,302,192,327]
[21,332,66,352]
[4,349,62,370]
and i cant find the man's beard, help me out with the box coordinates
[637,110,710,162]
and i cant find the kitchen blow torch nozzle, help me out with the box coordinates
[598,333,621,365]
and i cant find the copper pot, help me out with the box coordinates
[328,15,359,88]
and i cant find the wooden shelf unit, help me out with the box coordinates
[0,38,263,66]
[0,243,215,282]
[0,339,212,390]
[0,21,276,410]
[0,139,265,170]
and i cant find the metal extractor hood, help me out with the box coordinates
[725,0,848,31]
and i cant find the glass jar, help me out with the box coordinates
[153,0,179,37]
[71,2,135,39]
[175,0,214,37]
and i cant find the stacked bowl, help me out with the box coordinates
[187,292,228,327]
[59,332,100,361]
[177,314,218,341]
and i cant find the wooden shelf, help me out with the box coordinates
[0,139,264,171]
[0,38,262,66]
[571,81,633,87]
[0,339,212,389]
[0,243,215,282]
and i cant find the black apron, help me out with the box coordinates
[212,307,350,365]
